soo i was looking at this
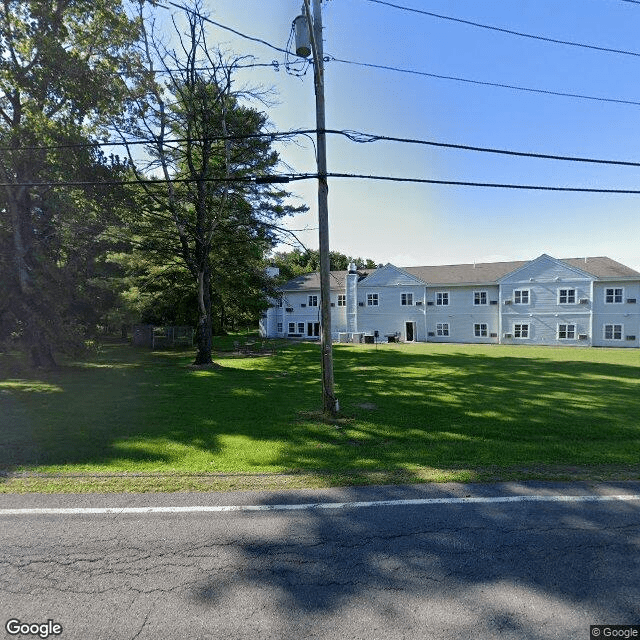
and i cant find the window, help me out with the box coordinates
[605,288,623,304]
[277,322,283,333]
[337,294,346,307]
[558,289,576,304]
[367,293,379,306]
[401,292,413,306]
[278,298,283,307]
[308,295,318,307]
[514,323,529,338]
[558,324,576,339]
[474,323,488,337]
[604,324,622,340]
[288,322,296,334]
[474,291,487,305]
[514,290,529,305]
[436,292,449,306]
[436,323,450,336]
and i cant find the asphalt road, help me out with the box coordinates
[1,482,639,640]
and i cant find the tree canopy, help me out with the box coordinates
[0,0,140,366]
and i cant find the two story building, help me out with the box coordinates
[260,254,640,348]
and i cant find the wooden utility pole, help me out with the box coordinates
[303,0,338,415]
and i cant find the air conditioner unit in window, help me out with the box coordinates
[490,333,498,338]
[330,303,335,307]
[285,308,293,312]
[358,302,364,307]
[426,301,434,306]
[504,300,512,305]
[503,333,513,338]
[490,300,498,305]
[578,334,588,340]
[579,299,589,304]
[427,332,435,337]
[626,335,636,341]
[415,301,423,305]
[627,298,637,304]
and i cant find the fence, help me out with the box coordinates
[132,325,194,349]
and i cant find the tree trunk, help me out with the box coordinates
[194,266,213,365]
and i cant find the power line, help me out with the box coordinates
[0,130,311,153]
[6,127,640,168]
[365,0,640,58]
[337,130,640,167]
[155,0,296,57]
[327,56,640,108]
[320,173,640,194]
[4,171,640,194]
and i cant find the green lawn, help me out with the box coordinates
[1,340,639,491]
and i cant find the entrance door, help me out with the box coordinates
[307,322,320,337]
[405,321,415,342]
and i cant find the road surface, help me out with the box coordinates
[1,481,639,639]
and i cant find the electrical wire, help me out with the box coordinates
[318,173,640,194]
[365,0,640,58]
[155,0,297,57]
[7,128,640,169]
[5,171,640,194]
[326,56,640,108]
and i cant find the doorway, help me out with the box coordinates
[405,321,415,342]
[307,322,320,338]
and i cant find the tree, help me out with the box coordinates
[121,2,304,364]
[0,0,140,366]
[270,249,378,282]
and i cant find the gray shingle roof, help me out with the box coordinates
[278,257,639,291]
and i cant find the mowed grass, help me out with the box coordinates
[1,339,639,491]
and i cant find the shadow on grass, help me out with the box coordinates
[1,342,639,479]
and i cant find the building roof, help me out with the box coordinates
[278,256,640,291]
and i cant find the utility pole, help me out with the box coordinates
[301,0,338,415]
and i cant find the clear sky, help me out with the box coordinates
[176,0,640,271]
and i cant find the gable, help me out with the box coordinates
[359,263,426,288]
[498,254,593,284]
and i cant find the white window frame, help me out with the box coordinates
[558,289,576,305]
[513,323,529,338]
[367,293,379,306]
[288,322,296,334]
[605,288,624,304]
[308,295,318,307]
[436,323,450,337]
[297,322,305,334]
[474,323,488,337]
[401,292,414,306]
[603,324,623,340]
[436,291,449,306]
[558,324,576,340]
[514,289,530,305]
[474,291,487,306]
[337,294,346,307]
[277,322,283,333]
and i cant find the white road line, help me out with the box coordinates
[0,493,639,516]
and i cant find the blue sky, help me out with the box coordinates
[177,0,640,271]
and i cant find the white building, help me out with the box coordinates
[260,254,640,348]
